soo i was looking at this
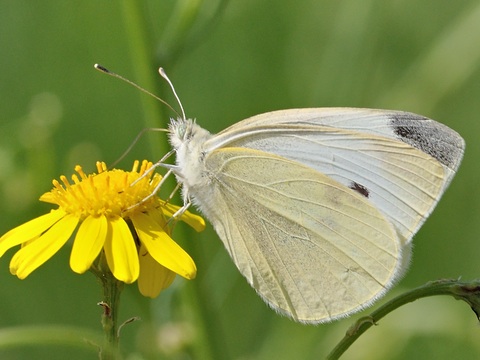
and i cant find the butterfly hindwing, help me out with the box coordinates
[193,147,402,323]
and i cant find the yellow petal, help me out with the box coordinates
[162,203,206,232]
[103,216,139,284]
[131,212,196,280]
[10,214,79,279]
[138,244,176,298]
[70,215,108,274]
[0,209,66,258]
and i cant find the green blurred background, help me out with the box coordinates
[1,1,479,359]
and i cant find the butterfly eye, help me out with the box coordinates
[177,123,187,140]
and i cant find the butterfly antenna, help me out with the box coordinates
[159,67,186,121]
[108,127,168,168]
[94,64,181,118]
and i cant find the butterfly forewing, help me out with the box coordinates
[212,108,464,177]
[205,108,465,245]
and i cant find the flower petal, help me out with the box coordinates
[0,209,66,258]
[162,203,206,232]
[103,216,139,284]
[9,213,79,279]
[138,244,176,298]
[131,212,196,280]
[70,215,108,274]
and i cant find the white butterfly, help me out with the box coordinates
[95,65,465,324]
[168,107,464,324]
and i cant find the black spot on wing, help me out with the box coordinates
[389,112,464,171]
[349,181,369,198]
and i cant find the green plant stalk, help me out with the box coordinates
[179,226,229,360]
[327,279,480,359]
[121,0,169,157]
[119,2,223,359]
[92,252,124,360]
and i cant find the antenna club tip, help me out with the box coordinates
[94,64,109,73]
[157,67,186,120]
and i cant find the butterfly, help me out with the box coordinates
[167,107,464,323]
[96,65,465,324]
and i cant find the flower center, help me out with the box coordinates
[40,160,162,219]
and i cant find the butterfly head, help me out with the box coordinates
[169,118,194,147]
[166,118,213,193]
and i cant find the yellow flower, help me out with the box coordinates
[0,160,205,298]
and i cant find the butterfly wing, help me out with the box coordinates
[192,147,401,323]
[205,108,465,245]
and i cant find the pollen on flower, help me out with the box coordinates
[40,160,162,219]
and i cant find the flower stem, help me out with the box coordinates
[326,279,480,359]
[92,253,124,360]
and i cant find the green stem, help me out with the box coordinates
[121,0,169,156]
[92,253,124,360]
[119,2,230,359]
[180,230,226,360]
[327,279,480,359]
